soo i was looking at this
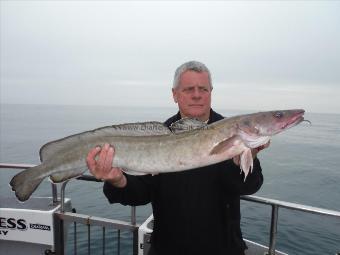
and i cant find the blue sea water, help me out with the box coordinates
[0,104,339,255]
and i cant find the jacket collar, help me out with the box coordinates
[173,109,223,124]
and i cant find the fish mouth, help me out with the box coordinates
[281,110,305,130]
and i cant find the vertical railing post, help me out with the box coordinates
[267,205,279,255]
[131,206,136,225]
[55,181,69,254]
[74,222,78,255]
[52,183,58,205]
[87,224,91,255]
[53,213,65,255]
[117,229,121,255]
[60,181,69,213]
[131,206,138,255]
[102,227,105,255]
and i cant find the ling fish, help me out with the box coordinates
[10,109,306,202]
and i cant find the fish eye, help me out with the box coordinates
[274,111,283,118]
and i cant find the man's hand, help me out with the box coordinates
[86,143,127,188]
[233,140,271,166]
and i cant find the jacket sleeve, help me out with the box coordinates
[221,158,263,195]
[103,173,155,206]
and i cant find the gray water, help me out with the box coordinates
[0,104,339,255]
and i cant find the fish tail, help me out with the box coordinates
[9,164,47,202]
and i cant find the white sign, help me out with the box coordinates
[0,206,56,245]
[0,198,71,245]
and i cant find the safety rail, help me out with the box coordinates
[240,195,340,255]
[1,163,138,255]
[53,211,139,255]
[2,163,340,255]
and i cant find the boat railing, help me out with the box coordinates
[1,163,340,255]
[56,176,139,255]
[1,163,139,255]
[53,209,139,255]
[241,195,340,255]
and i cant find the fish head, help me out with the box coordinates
[238,109,305,137]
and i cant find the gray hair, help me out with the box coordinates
[172,60,213,89]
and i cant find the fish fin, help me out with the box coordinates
[50,167,86,183]
[238,128,271,148]
[40,122,172,161]
[121,169,149,176]
[170,118,207,133]
[240,148,253,181]
[9,165,46,202]
[209,136,238,155]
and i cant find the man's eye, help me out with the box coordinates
[184,87,194,92]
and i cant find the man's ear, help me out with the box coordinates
[172,88,178,103]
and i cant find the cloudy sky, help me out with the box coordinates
[1,1,339,114]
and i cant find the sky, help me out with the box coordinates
[1,1,340,114]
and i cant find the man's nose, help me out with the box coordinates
[192,88,201,99]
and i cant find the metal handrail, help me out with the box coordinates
[0,163,138,255]
[55,212,139,231]
[3,163,339,217]
[2,163,340,255]
[53,211,140,255]
[240,195,340,255]
[0,163,36,169]
[241,195,340,218]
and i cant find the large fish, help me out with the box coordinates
[10,109,306,201]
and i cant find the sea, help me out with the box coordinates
[0,104,339,255]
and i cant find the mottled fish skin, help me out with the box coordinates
[9,109,305,201]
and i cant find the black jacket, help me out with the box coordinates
[103,109,263,255]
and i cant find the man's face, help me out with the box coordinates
[172,70,212,121]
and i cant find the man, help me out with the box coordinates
[87,61,268,255]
